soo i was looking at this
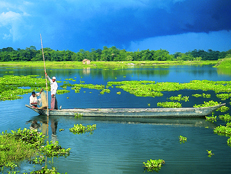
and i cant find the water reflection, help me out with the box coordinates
[217,68,231,76]
[26,116,58,143]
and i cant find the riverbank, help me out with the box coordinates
[0,60,218,69]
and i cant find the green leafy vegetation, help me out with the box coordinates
[0,128,70,173]
[179,135,187,143]
[157,102,182,108]
[100,89,110,94]
[0,75,46,101]
[0,46,228,62]
[168,94,189,102]
[207,150,214,157]
[214,125,231,135]
[143,159,165,172]
[205,116,217,122]
[74,113,83,118]
[56,89,70,94]
[219,113,231,122]
[227,137,231,146]
[193,101,220,108]
[69,124,96,134]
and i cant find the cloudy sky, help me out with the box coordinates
[0,0,231,54]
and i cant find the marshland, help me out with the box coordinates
[1,59,231,173]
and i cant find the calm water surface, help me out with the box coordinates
[0,65,231,174]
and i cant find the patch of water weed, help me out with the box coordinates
[193,101,220,108]
[56,89,70,94]
[168,94,189,102]
[216,93,231,100]
[143,159,165,172]
[219,113,231,122]
[205,116,217,122]
[69,124,96,134]
[0,128,70,173]
[214,125,231,135]
[0,75,46,101]
[179,135,187,143]
[207,150,214,157]
[100,89,110,94]
[227,137,231,146]
[74,113,83,118]
[30,165,66,174]
[157,101,182,108]
[107,80,231,99]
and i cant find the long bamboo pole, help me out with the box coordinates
[40,34,49,134]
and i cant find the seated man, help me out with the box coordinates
[30,89,43,108]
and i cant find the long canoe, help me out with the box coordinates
[25,103,225,118]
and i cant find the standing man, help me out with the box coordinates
[45,73,58,110]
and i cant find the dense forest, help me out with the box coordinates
[0,46,230,62]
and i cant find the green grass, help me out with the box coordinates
[0,60,218,69]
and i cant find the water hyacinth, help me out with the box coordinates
[214,125,231,135]
[143,159,165,172]
[205,116,217,122]
[169,94,189,102]
[179,135,187,143]
[69,124,96,134]
[219,113,231,122]
[100,89,110,94]
[0,75,46,101]
[193,101,221,108]
[157,102,182,108]
[227,137,231,146]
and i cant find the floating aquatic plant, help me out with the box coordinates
[169,94,189,102]
[74,113,83,118]
[56,89,70,94]
[214,125,231,135]
[117,91,121,95]
[193,101,221,108]
[0,128,70,172]
[227,137,231,146]
[205,115,217,123]
[179,135,187,143]
[157,102,182,108]
[202,93,211,98]
[216,93,231,100]
[100,89,110,94]
[143,159,165,172]
[69,124,96,134]
[219,113,231,122]
[192,94,202,98]
[207,150,214,157]
[217,106,229,112]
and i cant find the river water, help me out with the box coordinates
[0,65,231,174]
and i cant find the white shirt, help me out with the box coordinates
[30,93,40,105]
[47,76,58,95]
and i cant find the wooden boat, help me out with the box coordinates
[25,103,225,118]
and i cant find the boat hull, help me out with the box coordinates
[25,103,225,118]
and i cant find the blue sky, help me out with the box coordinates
[0,0,231,54]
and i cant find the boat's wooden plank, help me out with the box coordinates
[25,103,225,117]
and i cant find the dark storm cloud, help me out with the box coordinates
[0,0,230,52]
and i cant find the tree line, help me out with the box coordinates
[0,46,230,62]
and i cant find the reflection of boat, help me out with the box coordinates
[25,103,225,118]
[29,115,217,129]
